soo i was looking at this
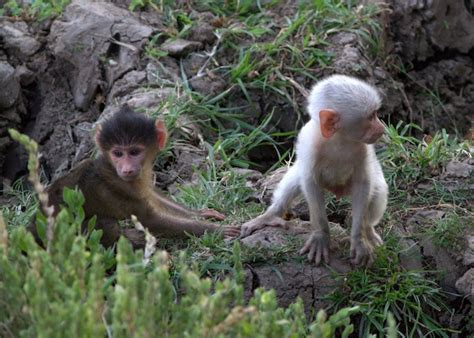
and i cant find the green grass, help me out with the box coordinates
[328,237,452,337]
[1,0,70,20]
[379,121,471,190]
[0,131,372,337]
[426,211,471,252]
[2,179,38,231]
[140,0,383,140]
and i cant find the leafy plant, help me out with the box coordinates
[328,239,451,337]
[2,0,70,20]
[427,212,471,252]
[0,129,376,337]
[380,121,470,189]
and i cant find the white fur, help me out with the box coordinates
[244,75,388,265]
[307,74,381,122]
[270,75,387,212]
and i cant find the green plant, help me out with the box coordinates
[1,129,375,337]
[1,179,38,231]
[2,0,70,20]
[380,121,470,189]
[328,239,451,337]
[427,212,471,251]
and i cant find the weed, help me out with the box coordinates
[380,121,471,189]
[2,0,70,20]
[328,238,452,337]
[2,179,38,230]
[427,212,471,252]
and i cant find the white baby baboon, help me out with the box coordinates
[241,75,388,266]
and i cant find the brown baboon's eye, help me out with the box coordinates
[112,150,123,158]
[129,148,142,156]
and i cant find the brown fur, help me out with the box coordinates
[30,108,239,248]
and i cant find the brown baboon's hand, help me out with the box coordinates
[223,225,241,238]
[200,208,225,221]
[240,214,288,238]
[299,231,330,266]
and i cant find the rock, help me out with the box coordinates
[0,62,20,109]
[242,222,351,314]
[71,122,94,166]
[189,74,227,97]
[442,160,474,179]
[421,236,462,293]
[250,167,308,218]
[374,0,474,62]
[15,65,35,86]
[332,45,371,78]
[49,1,154,110]
[230,168,263,181]
[107,70,147,103]
[164,144,208,189]
[244,260,348,314]
[464,236,474,266]
[330,32,357,45]
[0,20,41,60]
[399,237,423,270]
[407,209,445,229]
[182,53,207,77]
[241,220,349,252]
[187,22,217,45]
[455,268,474,300]
[146,58,181,85]
[160,38,202,57]
[125,88,175,110]
[241,224,307,248]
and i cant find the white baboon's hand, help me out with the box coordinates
[299,231,330,265]
[350,237,376,267]
[240,214,288,238]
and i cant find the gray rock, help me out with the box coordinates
[464,236,474,266]
[49,1,154,111]
[72,122,94,166]
[442,160,474,179]
[125,88,175,110]
[332,45,371,78]
[189,74,227,97]
[421,236,462,292]
[369,0,474,62]
[0,62,20,109]
[244,260,348,314]
[107,70,147,103]
[455,268,474,300]
[146,58,181,85]
[15,65,35,86]
[161,38,202,57]
[0,20,41,60]
[241,221,351,315]
[187,22,217,45]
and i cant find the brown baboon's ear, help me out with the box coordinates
[155,120,168,150]
[319,109,340,139]
[94,124,103,149]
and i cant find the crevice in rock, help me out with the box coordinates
[247,265,260,293]
[409,48,473,71]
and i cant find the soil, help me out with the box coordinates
[0,0,472,332]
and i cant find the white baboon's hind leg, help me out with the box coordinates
[364,179,388,247]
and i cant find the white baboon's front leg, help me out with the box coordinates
[241,164,301,237]
[298,171,330,265]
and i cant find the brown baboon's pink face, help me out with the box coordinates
[109,145,146,181]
